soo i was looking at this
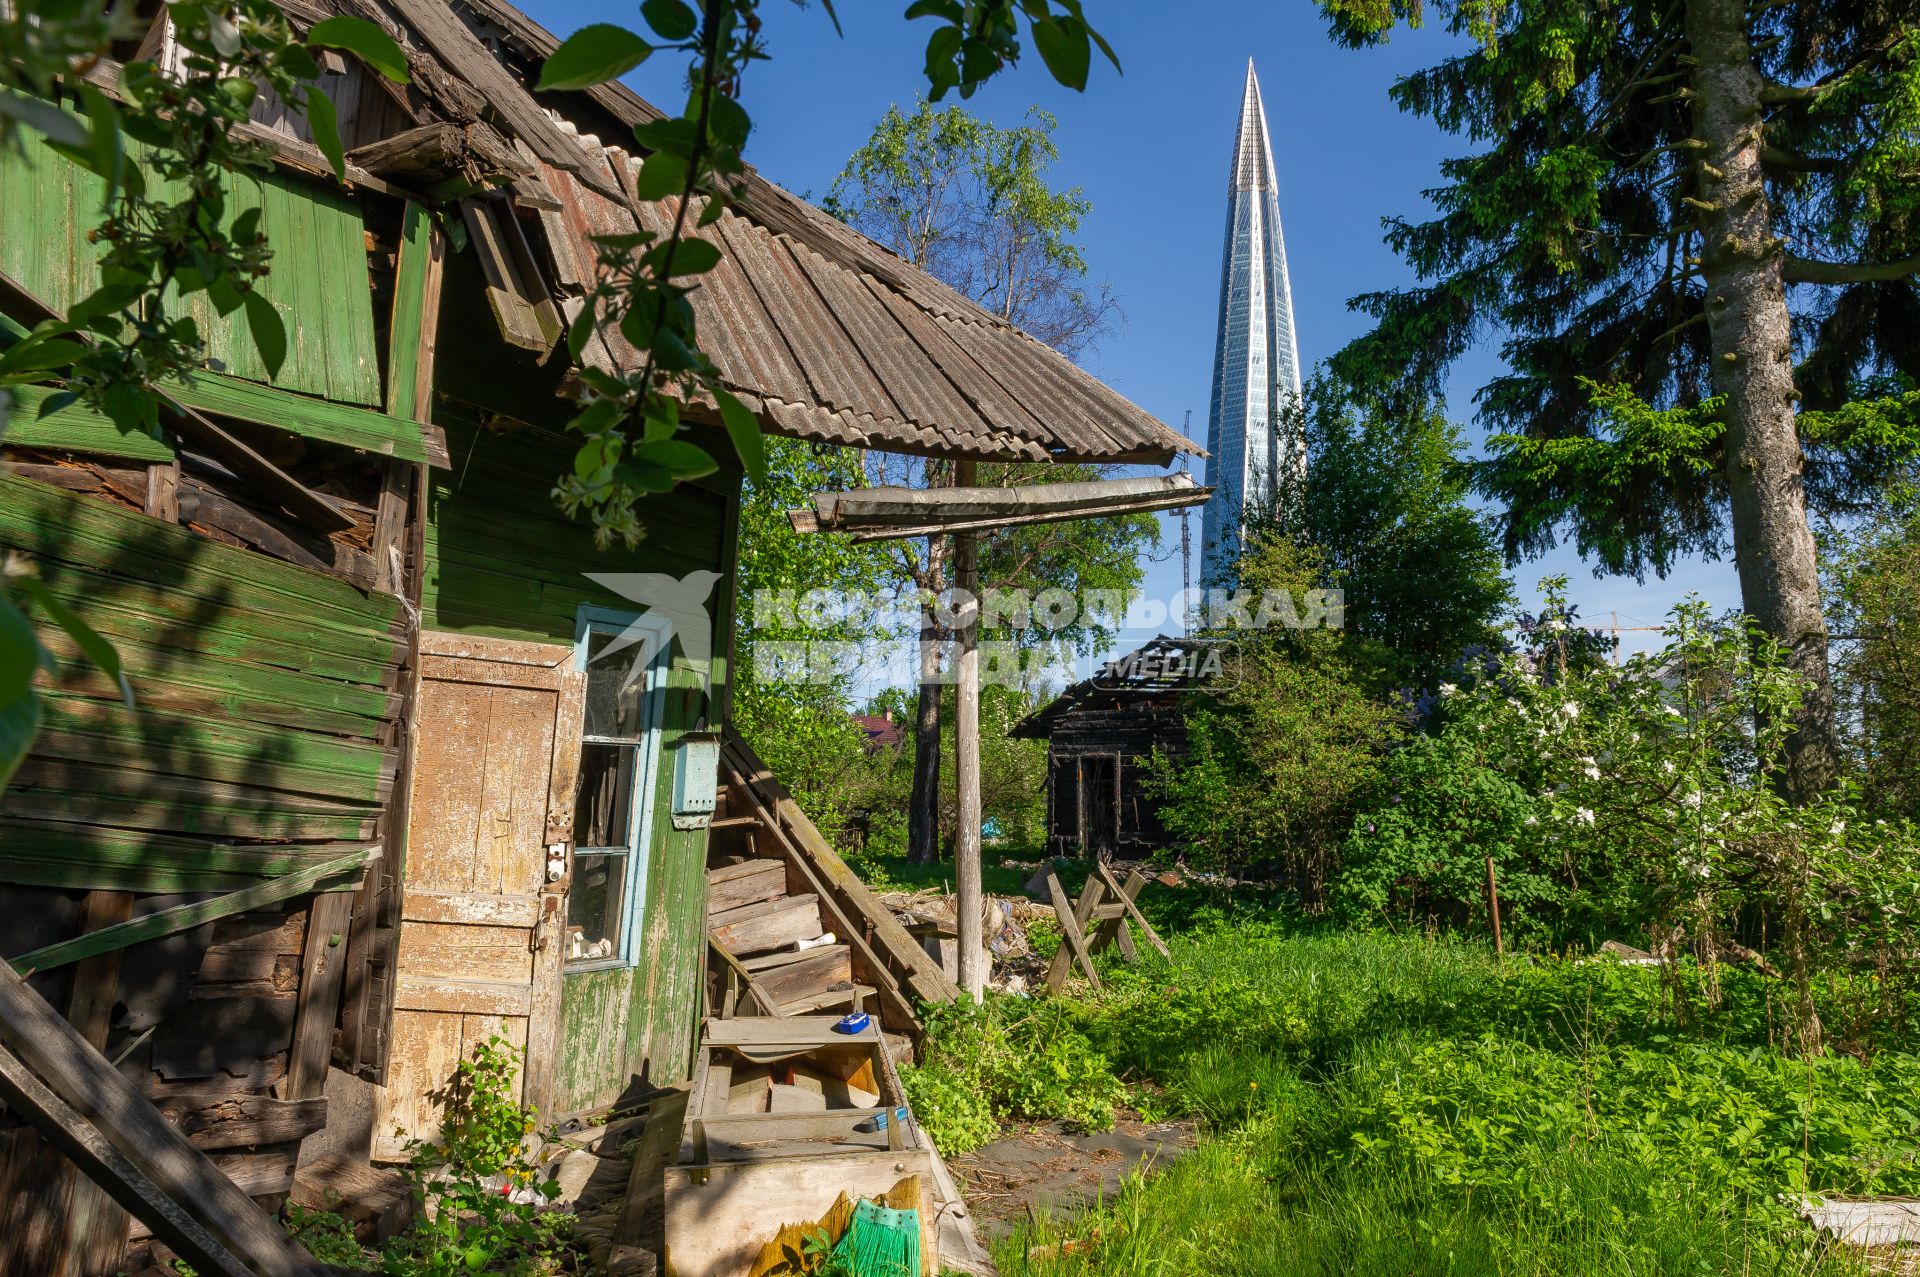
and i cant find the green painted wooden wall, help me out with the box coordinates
[0,133,382,405]
[0,475,403,892]
[422,251,739,1112]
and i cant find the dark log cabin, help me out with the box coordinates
[1014,637,1217,858]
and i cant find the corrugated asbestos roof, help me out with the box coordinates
[372,0,1201,465]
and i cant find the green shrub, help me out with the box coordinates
[284,1203,371,1269]
[903,996,1127,1155]
[379,1035,575,1277]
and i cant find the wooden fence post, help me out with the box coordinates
[1486,856,1505,958]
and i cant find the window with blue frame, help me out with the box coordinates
[567,610,670,969]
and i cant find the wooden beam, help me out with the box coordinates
[144,460,180,522]
[287,890,354,1100]
[10,847,377,975]
[951,460,985,1002]
[791,474,1211,542]
[0,963,325,1277]
[1045,871,1105,994]
[0,1043,255,1277]
[1095,862,1170,960]
[1045,872,1102,992]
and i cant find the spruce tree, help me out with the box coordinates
[1315,0,1920,797]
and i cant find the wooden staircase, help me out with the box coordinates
[705,863,875,1017]
[701,730,960,1040]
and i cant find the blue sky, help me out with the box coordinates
[522,0,1740,668]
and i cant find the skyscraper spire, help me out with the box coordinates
[1201,60,1304,583]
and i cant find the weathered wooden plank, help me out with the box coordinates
[31,696,394,800]
[1095,862,1170,959]
[1044,871,1106,994]
[0,474,389,628]
[9,847,377,974]
[721,732,958,1008]
[287,890,354,1100]
[707,859,784,913]
[163,1096,329,1150]
[708,894,823,956]
[1046,872,1102,993]
[167,370,428,463]
[2,384,177,461]
[0,962,324,1277]
[0,1043,256,1277]
[391,976,533,1016]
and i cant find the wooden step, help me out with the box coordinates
[709,893,822,956]
[738,943,849,974]
[777,983,874,1015]
[706,858,786,913]
[752,947,855,1007]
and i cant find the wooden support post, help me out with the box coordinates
[951,459,985,1001]
[287,890,354,1101]
[1045,872,1102,992]
[0,1044,254,1277]
[1090,868,1146,958]
[1044,871,1106,993]
[1486,856,1505,958]
[144,461,179,522]
[1094,862,1171,960]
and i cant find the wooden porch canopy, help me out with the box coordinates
[331,0,1204,468]
[787,473,1211,541]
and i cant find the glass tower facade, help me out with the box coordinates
[1201,61,1304,583]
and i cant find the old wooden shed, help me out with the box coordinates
[1012,637,1215,858]
[0,0,1196,1268]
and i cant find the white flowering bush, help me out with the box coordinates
[1339,587,1920,1052]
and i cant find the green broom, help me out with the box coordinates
[830,1197,921,1277]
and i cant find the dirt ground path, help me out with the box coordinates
[949,1112,1199,1241]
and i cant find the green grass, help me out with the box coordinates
[902,923,1918,1277]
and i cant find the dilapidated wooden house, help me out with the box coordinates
[0,0,1195,1269]
[1013,637,1216,858]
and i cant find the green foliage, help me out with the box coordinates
[284,1203,373,1269]
[1284,378,1512,692]
[380,1036,575,1277]
[1825,486,1920,819]
[1333,584,1920,1052]
[902,996,1127,1154]
[981,928,1920,1276]
[733,435,900,847]
[827,100,1113,355]
[1150,536,1401,884]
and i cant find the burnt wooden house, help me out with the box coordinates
[1013,637,1215,858]
[0,0,1195,1269]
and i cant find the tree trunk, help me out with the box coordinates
[1687,0,1840,800]
[907,532,947,865]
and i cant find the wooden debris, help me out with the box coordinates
[0,961,327,1277]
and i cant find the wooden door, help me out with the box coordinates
[375,634,583,1160]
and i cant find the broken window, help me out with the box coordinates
[566,622,661,967]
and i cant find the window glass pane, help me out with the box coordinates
[566,852,626,962]
[583,629,652,741]
[574,743,636,849]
